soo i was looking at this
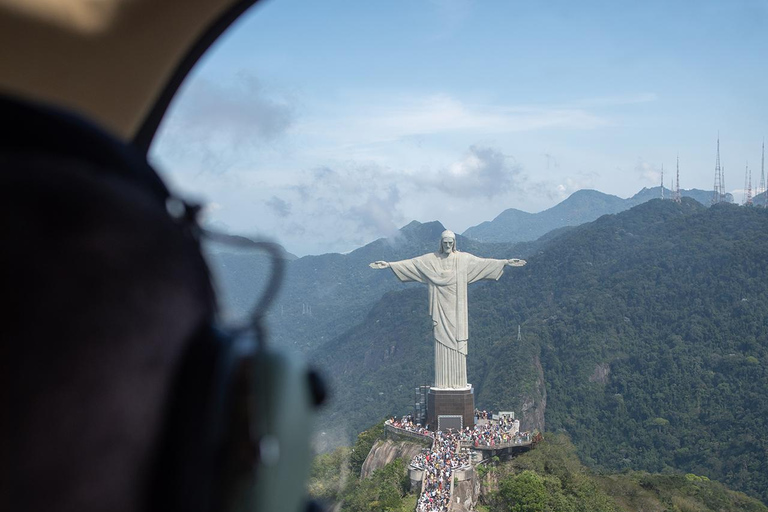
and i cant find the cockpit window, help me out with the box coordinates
[150,1,767,256]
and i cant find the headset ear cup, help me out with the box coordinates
[220,350,316,512]
[214,350,259,511]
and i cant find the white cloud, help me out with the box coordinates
[296,93,612,159]
[635,158,661,184]
[175,75,295,142]
[554,173,600,198]
[152,73,296,176]
[259,163,407,253]
[173,144,527,254]
[523,170,599,203]
[152,83,661,255]
[418,145,522,198]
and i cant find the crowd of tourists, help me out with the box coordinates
[385,412,536,511]
[415,430,467,512]
[386,413,532,448]
[459,419,531,448]
[386,416,471,511]
[386,415,432,438]
[410,439,470,471]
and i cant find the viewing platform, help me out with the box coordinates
[460,432,542,460]
[385,413,542,511]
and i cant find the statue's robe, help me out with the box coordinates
[389,252,508,389]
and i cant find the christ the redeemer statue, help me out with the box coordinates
[370,230,526,389]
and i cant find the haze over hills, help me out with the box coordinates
[309,198,768,504]
[209,185,727,352]
[462,186,732,243]
[208,220,542,353]
[751,190,767,206]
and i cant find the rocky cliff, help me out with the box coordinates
[360,439,426,479]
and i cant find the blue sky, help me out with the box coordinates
[151,0,768,256]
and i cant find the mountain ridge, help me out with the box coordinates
[463,186,734,243]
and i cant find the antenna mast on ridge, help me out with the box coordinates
[745,163,753,206]
[660,164,664,199]
[743,163,748,205]
[713,136,723,204]
[722,164,727,202]
[674,154,682,203]
[759,139,766,207]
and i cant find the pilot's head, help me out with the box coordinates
[3,160,215,512]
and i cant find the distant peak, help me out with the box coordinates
[400,220,444,232]
[400,220,422,230]
[396,220,446,243]
[562,189,619,202]
[492,207,532,222]
[569,189,602,196]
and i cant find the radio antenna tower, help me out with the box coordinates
[759,139,766,207]
[722,164,727,202]
[745,163,753,206]
[712,136,723,204]
[674,154,682,203]
[660,164,664,199]
[743,163,749,205]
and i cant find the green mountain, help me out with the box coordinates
[462,187,733,243]
[311,198,768,504]
[525,199,768,503]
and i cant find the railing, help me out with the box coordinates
[458,431,539,450]
[446,438,458,512]
[458,432,543,461]
[385,422,433,443]
[459,438,532,450]
[419,439,431,508]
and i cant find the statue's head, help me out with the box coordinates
[439,230,456,254]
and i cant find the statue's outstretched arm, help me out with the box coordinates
[369,261,390,269]
[506,259,526,267]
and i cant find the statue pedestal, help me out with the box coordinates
[427,386,474,431]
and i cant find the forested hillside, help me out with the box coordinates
[310,429,768,512]
[520,199,768,502]
[312,198,768,503]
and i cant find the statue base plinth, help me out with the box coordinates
[427,385,474,431]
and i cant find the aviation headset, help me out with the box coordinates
[0,95,325,512]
